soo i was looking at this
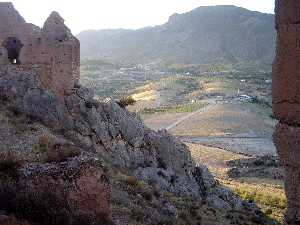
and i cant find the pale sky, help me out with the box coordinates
[5,0,275,34]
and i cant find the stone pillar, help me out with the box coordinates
[273,1,300,224]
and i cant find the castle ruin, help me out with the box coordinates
[0,2,80,98]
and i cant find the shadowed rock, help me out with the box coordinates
[273,0,300,224]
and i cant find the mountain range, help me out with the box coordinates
[77,5,276,65]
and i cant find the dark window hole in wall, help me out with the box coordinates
[2,37,24,65]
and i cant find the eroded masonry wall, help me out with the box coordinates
[273,1,300,224]
[0,2,80,98]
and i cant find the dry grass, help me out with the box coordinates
[34,136,81,163]
[187,143,246,176]
[224,179,286,222]
[139,102,206,115]
[4,215,33,225]
[187,143,286,223]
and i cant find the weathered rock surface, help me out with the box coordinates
[22,157,111,218]
[0,65,231,202]
[0,64,268,224]
[0,156,112,225]
[273,1,300,224]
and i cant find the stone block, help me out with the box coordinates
[276,0,300,27]
[273,24,300,124]
[0,3,80,100]
[274,123,300,167]
[283,167,300,225]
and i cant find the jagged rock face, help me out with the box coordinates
[0,65,258,219]
[21,157,111,218]
[0,3,79,98]
[0,65,203,197]
[273,1,300,224]
[0,157,112,225]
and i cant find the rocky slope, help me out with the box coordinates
[0,65,273,225]
[78,5,276,65]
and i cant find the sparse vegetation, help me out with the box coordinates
[139,102,206,115]
[234,186,286,209]
[34,136,81,163]
[233,184,286,223]
[117,96,137,108]
[188,143,284,224]
[43,146,81,163]
[125,175,139,186]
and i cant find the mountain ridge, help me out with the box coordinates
[77,5,276,65]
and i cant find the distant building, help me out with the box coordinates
[265,79,272,84]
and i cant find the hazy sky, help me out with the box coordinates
[7,0,275,34]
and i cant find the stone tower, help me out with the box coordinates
[273,1,300,224]
[0,2,80,98]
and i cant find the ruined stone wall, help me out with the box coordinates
[0,2,80,98]
[273,1,300,224]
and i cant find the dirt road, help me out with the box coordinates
[143,100,276,156]
[165,100,216,130]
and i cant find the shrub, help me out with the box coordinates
[43,145,81,163]
[37,136,52,152]
[35,137,81,163]
[117,96,136,108]
[141,190,153,201]
[7,105,23,117]
[157,157,167,169]
[126,176,138,186]
[265,208,273,215]
[0,152,23,180]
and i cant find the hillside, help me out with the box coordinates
[0,3,282,225]
[78,5,276,65]
[0,65,277,225]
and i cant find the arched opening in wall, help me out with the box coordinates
[2,37,23,65]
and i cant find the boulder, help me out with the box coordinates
[0,156,112,225]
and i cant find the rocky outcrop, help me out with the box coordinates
[273,1,300,224]
[0,64,268,224]
[0,157,112,225]
[0,65,228,202]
